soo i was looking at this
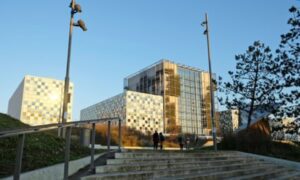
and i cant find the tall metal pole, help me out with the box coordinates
[118,118,122,152]
[90,123,96,172]
[61,0,75,137]
[63,127,72,180]
[204,13,217,151]
[107,121,111,151]
[14,134,25,180]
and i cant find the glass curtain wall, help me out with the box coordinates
[178,67,203,135]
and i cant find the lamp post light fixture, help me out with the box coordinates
[61,0,87,137]
[201,13,217,151]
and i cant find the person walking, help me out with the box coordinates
[159,132,165,150]
[178,135,184,151]
[152,131,159,150]
[185,137,190,150]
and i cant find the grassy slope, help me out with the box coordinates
[0,113,92,178]
[0,113,29,131]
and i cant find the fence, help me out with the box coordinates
[0,117,122,180]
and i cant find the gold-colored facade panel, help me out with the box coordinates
[8,75,73,126]
[163,61,180,133]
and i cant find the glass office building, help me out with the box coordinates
[7,75,73,125]
[124,59,218,135]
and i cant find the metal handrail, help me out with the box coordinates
[0,117,119,138]
[0,117,122,180]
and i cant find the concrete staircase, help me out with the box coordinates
[81,151,300,180]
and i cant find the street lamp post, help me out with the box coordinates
[201,13,217,151]
[61,0,87,137]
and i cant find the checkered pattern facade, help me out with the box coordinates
[125,91,163,133]
[80,90,163,134]
[80,93,125,121]
[7,75,73,125]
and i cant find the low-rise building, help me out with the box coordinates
[7,75,73,125]
[80,90,164,134]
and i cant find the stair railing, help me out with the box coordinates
[0,117,122,180]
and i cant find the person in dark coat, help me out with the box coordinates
[152,131,159,150]
[178,135,184,150]
[159,132,165,150]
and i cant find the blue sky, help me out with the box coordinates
[0,0,297,119]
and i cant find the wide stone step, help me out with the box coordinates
[81,171,153,180]
[107,156,252,165]
[81,151,300,180]
[153,163,278,178]
[125,150,238,154]
[103,157,258,168]
[114,151,240,159]
[84,163,278,180]
[276,170,300,180]
[97,159,262,173]
[227,167,298,180]
[158,164,283,180]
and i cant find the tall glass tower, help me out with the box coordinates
[124,59,218,135]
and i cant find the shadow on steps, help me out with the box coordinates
[68,151,115,180]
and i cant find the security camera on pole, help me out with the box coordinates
[61,0,87,137]
[201,13,217,151]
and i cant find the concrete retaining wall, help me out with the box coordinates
[2,153,103,180]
